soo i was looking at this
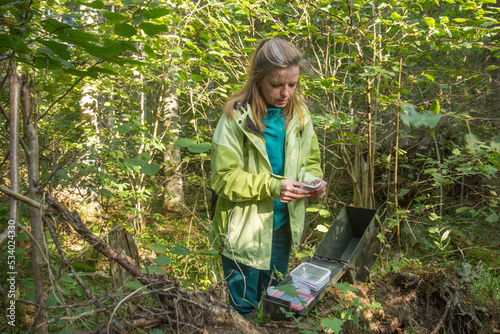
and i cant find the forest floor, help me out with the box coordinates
[256,265,499,334]
[3,192,498,334]
[144,205,500,334]
[252,214,500,334]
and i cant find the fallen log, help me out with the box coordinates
[39,190,261,334]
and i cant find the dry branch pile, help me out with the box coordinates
[9,188,259,334]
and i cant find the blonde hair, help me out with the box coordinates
[223,38,307,131]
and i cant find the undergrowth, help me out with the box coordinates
[1,179,498,333]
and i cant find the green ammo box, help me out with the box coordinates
[262,205,380,320]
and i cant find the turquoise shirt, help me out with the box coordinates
[263,108,289,230]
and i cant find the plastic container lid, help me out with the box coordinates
[266,285,314,310]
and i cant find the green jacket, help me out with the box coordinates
[210,104,323,270]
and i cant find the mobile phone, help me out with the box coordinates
[300,183,320,191]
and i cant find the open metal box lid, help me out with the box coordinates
[313,205,380,282]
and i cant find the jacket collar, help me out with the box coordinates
[236,103,303,136]
[246,115,262,136]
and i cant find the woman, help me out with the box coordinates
[210,38,326,316]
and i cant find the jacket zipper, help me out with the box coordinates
[221,207,236,250]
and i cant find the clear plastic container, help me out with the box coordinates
[290,262,331,291]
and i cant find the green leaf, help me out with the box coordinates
[455,207,469,214]
[123,0,143,6]
[46,291,59,307]
[430,99,440,114]
[191,74,203,82]
[400,104,443,129]
[88,0,104,9]
[315,224,329,233]
[139,22,169,36]
[0,33,30,52]
[124,281,144,290]
[72,262,97,271]
[102,11,128,21]
[321,317,345,334]
[307,24,318,33]
[65,67,98,78]
[441,230,451,242]
[178,71,188,81]
[153,255,172,265]
[388,218,401,229]
[114,124,130,133]
[195,249,220,256]
[13,247,24,261]
[428,226,439,234]
[38,40,71,60]
[140,162,160,176]
[397,188,410,198]
[114,22,137,38]
[25,290,35,302]
[143,44,156,58]
[457,166,474,175]
[170,245,190,256]
[0,0,20,6]
[60,274,75,284]
[44,19,100,44]
[424,17,436,28]
[390,12,401,21]
[147,243,167,253]
[79,42,121,59]
[333,282,358,293]
[124,158,146,166]
[479,164,497,178]
[143,8,171,19]
[429,212,439,221]
[277,284,299,297]
[188,143,211,153]
[41,19,71,34]
[174,138,196,148]
[87,67,119,76]
[423,73,435,82]
[140,266,164,274]
[485,213,499,223]
[15,233,27,242]
[295,250,314,260]
[319,209,331,218]
[22,278,35,290]
[149,329,164,334]
[432,172,447,184]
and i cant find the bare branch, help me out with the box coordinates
[0,185,47,210]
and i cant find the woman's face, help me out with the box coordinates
[259,66,299,108]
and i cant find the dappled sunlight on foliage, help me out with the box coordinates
[0,0,499,332]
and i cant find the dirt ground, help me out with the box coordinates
[257,267,499,334]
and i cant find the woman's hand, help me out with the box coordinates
[307,179,327,199]
[279,179,311,203]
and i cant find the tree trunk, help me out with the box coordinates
[108,228,140,289]
[21,73,48,334]
[0,63,20,249]
[161,84,184,210]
